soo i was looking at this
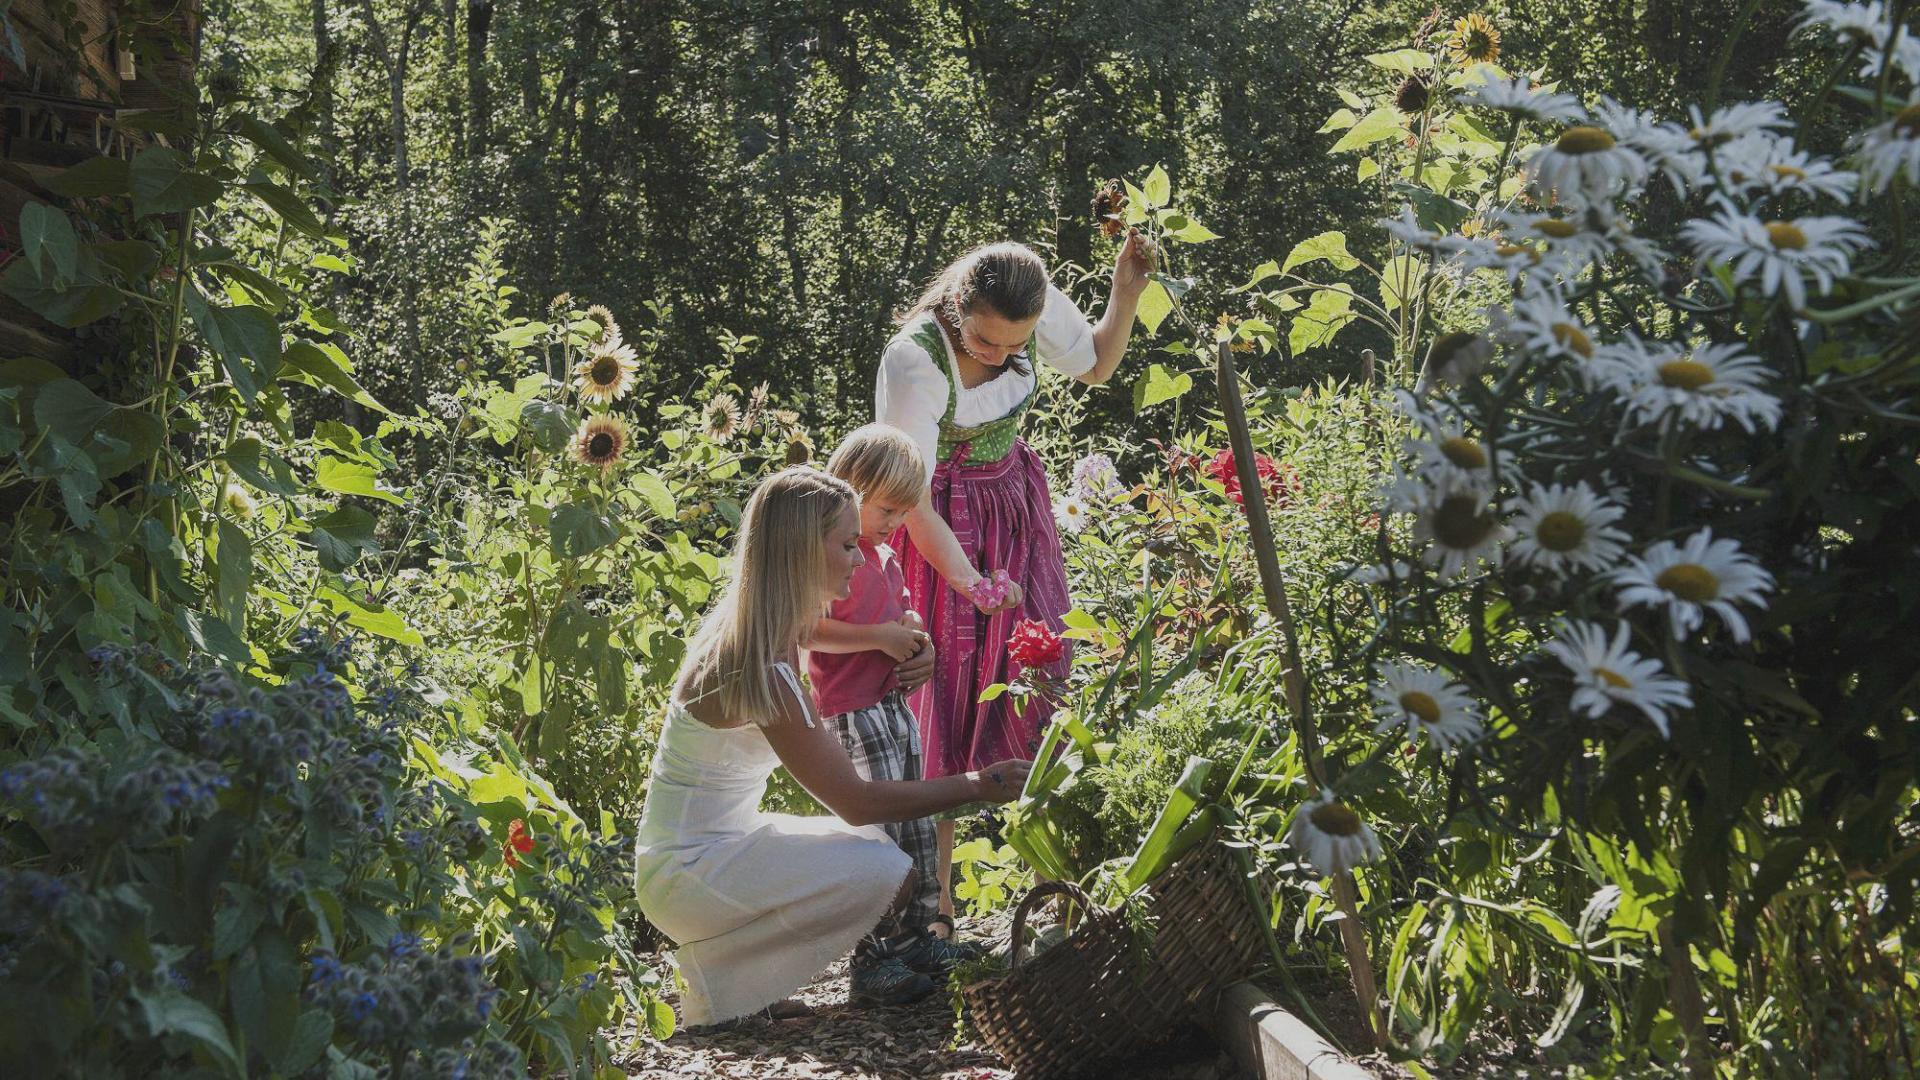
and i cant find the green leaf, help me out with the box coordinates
[187,290,282,402]
[1132,363,1194,412]
[1381,254,1427,315]
[176,607,251,663]
[1166,216,1221,243]
[1141,164,1171,207]
[1395,183,1473,234]
[317,586,424,646]
[1288,288,1356,355]
[0,255,124,326]
[645,996,677,1040]
[1281,231,1359,275]
[232,114,322,182]
[33,379,113,441]
[314,456,405,504]
[1316,108,1359,133]
[309,506,381,572]
[491,320,553,349]
[135,987,241,1074]
[279,1010,334,1075]
[222,437,301,497]
[1330,107,1405,153]
[1365,48,1435,75]
[20,203,79,282]
[1135,279,1173,335]
[242,179,327,239]
[631,472,676,520]
[215,520,253,630]
[282,340,386,412]
[519,399,576,453]
[44,155,132,198]
[130,147,225,217]
[551,502,620,559]
[1358,158,1381,181]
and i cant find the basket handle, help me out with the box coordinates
[1008,879,1096,972]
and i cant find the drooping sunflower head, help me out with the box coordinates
[705,393,743,441]
[574,341,640,405]
[584,304,623,349]
[1447,13,1501,66]
[1395,75,1433,114]
[784,430,815,465]
[1092,179,1129,237]
[572,414,630,472]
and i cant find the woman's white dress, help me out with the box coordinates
[634,662,911,1026]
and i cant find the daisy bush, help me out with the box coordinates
[1322,3,1920,1067]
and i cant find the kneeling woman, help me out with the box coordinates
[634,466,1030,1028]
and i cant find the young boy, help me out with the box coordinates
[805,424,983,1007]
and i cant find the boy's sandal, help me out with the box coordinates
[927,914,957,940]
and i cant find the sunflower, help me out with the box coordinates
[1092,179,1129,237]
[784,430,815,465]
[705,393,742,441]
[584,304,624,349]
[571,414,630,472]
[573,341,640,405]
[1395,75,1433,115]
[1447,13,1501,66]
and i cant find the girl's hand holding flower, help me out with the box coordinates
[1113,228,1154,302]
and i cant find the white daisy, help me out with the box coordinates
[1052,494,1089,535]
[1687,101,1792,148]
[1798,0,1895,44]
[1071,452,1128,502]
[1400,403,1494,489]
[1351,559,1417,586]
[1489,208,1617,267]
[1717,134,1859,202]
[1854,100,1920,194]
[1287,790,1383,877]
[1417,330,1495,391]
[1544,621,1694,736]
[1680,204,1871,310]
[1370,662,1484,752]
[1607,340,1784,434]
[1408,473,1510,579]
[1507,481,1631,575]
[1611,527,1776,642]
[1590,97,1704,194]
[1454,236,1583,285]
[1492,293,1602,365]
[1457,75,1586,124]
[1528,125,1652,208]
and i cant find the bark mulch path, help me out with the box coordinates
[613,913,1247,1080]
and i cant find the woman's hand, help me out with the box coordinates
[971,759,1033,803]
[1112,228,1154,302]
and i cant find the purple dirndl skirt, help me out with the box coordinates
[894,439,1072,779]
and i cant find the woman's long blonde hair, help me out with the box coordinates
[673,466,856,725]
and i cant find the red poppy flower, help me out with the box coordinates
[504,819,535,868]
[1205,449,1302,508]
[1007,619,1065,669]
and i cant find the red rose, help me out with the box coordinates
[1007,619,1065,669]
[1205,449,1301,508]
[504,818,535,868]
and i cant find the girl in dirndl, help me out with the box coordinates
[875,236,1151,938]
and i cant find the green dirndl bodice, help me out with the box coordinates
[909,315,1040,468]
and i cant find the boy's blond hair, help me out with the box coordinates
[826,424,925,508]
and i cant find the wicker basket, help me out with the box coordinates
[961,880,1185,1079]
[1147,829,1271,1008]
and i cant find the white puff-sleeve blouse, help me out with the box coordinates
[876,284,1097,485]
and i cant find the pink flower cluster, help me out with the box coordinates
[969,568,1014,609]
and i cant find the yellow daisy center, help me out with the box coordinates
[1658,359,1716,390]
[1533,218,1579,239]
[1496,243,1541,263]
[1551,322,1594,358]
[1433,494,1498,550]
[1309,801,1365,837]
[1768,164,1808,181]
[1399,691,1441,724]
[1655,562,1721,602]
[1440,436,1488,469]
[1592,666,1633,689]
[1534,510,1586,552]
[1765,221,1807,250]
[1556,126,1616,155]
[1895,103,1920,138]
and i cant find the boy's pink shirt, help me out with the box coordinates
[807,537,913,717]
